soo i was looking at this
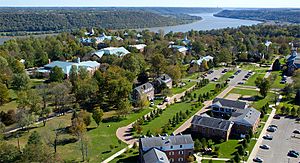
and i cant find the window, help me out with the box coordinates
[178,158,184,162]
[169,151,174,155]
[170,158,174,162]
[180,145,183,148]
[170,145,173,149]
[178,151,184,154]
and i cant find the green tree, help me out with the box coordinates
[272,59,281,71]
[255,77,270,98]
[11,73,30,90]
[0,83,9,106]
[0,141,21,162]
[92,107,104,127]
[49,66,64,82]
[28,131,42,145]
[150,53,167,76]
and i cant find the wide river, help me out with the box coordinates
[141,12,261,33]
[0,12,261,45]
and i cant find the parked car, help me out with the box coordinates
[269,124,278,128]
[253,157,264,162]
[267,127,277,132]
[263,134,273,140]
[150,102,154,107]
[229,75,235,79]
[273,114,281,119]
[280,80,286,84]
[288,150,299,158]
[260,144,270,150]
[293,129,300,134]
[290,150,299,156]
[238,81,245,85]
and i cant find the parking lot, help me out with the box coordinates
[205,68,226,81]
[255,117,300,163]
[227,70,249,86]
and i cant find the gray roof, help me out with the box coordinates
[140,134,193,150]
[156,74,172,84]
[230,108,261,126]
[143,148,169,163]
[213,98,247,110]
[134,82,154,95]
[191,115,233,131]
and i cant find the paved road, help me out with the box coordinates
[205,68,226,81]
[253,117,300,163]
[247,108,276,163]
[228,70,249,86]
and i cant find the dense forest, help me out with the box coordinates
[215,9,300,24]
[0,7,201,33]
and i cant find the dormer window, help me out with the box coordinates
[180,145,183,148]
[170,145,173,149]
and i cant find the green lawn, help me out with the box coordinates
[245,72,266,86]
[270,71,285,89]
[172,81,196,94]
[218,71,234,82]
[5,108,152,162]
[201,160,227,163]
[227,88,259,97]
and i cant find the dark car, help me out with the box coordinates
[267,127,277,132]
[293,129,300,134]
[288,150,299,158]
[273,114,281,119]
[229,75,235,79]
[263,134,273,140]
[253,157,263,162]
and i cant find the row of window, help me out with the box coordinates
[170,158,184,162]
[169,150,184,155]
[170,145,183,149]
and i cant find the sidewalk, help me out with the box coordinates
[102,144,133,163]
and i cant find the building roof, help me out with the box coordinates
[182,36,191,45]
[230,108,261,126]
[168,45,188,53]
[42,60,100,75]
[140,134,194,150]
[156,74,172,85]
[212,98,247,110]
[93,47,130,58]
[129,44,147,50]
[191,56,214,66]
[134,82,154,95]
[143,148,169,163]
[191,115,234,131]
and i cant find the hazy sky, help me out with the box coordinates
[1,0,300,8]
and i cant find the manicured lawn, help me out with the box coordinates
[252,93,276,109]
[245,72,266,86]
[218,71,234,82]
[218,140,240,158]
[5,108,152,162]
[270,71,285,89]
[193,83,216,96]
[228,88,259,97]
[111,149,139,163]
[172,81,196,94]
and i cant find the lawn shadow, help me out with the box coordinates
[116,155,138,163]
[57,138,78,146]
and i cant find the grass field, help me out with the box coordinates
[172,81,196,94]
[244,71,266,86]
[5,108,152,162]
[270,71,286,89]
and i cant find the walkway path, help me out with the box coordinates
[116,84,196,145]
[102,144,133,163]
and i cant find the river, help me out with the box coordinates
[141,12,261,33]
[0,12,261,45]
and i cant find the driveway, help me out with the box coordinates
[253,117,300,163]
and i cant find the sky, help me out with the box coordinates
[1,0,300,8]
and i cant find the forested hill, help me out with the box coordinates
[214,9,300,24]
[0,8,201,33]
